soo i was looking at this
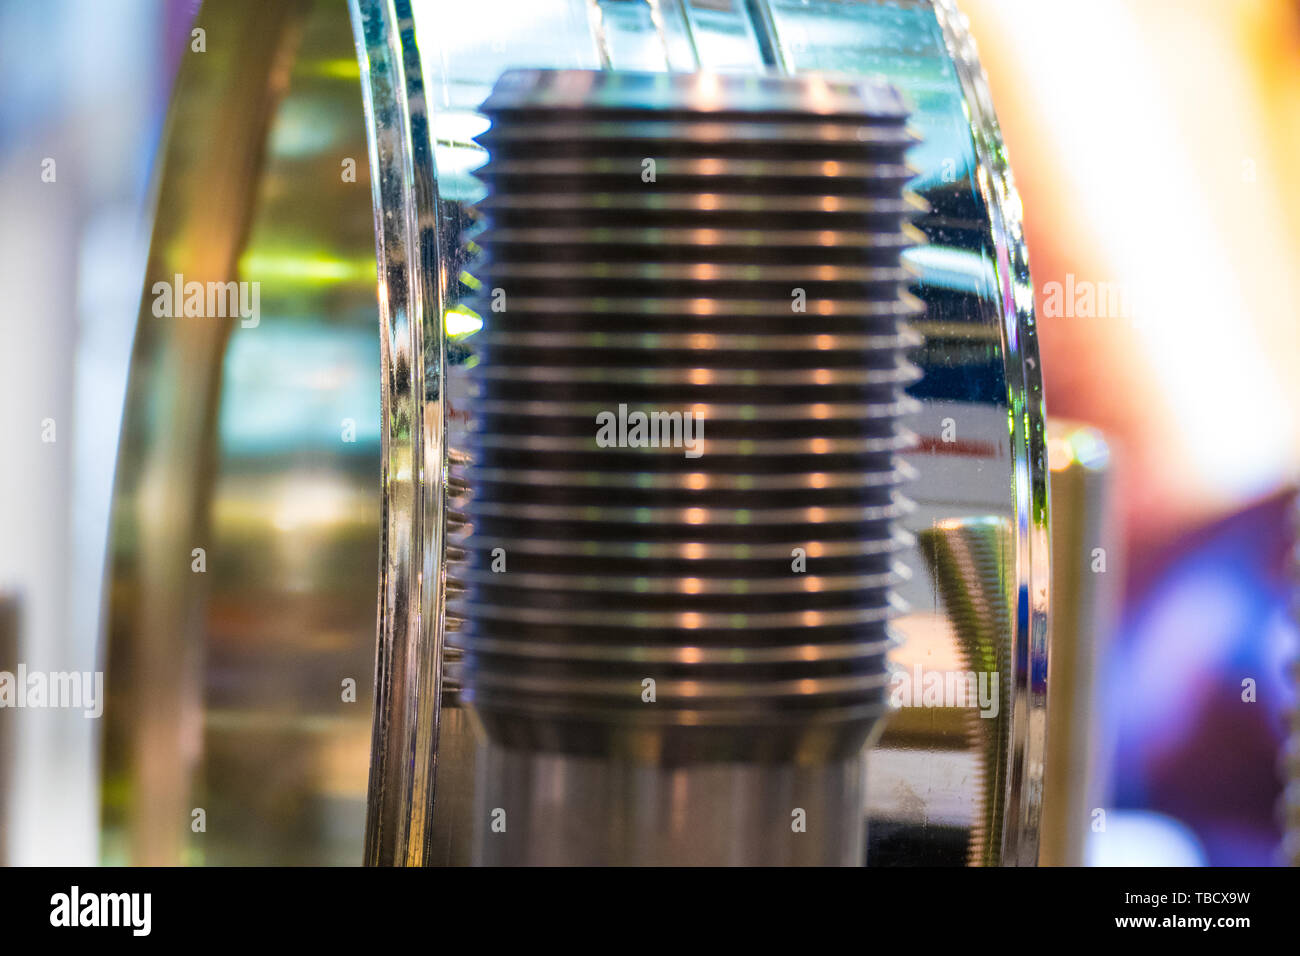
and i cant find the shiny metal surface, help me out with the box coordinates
[410,0,1048,866]
[1039,421,1117,867]
[102,0,1048,867]
[461,64,915,808]
[102,0,381,865]
[351,0,448,869]
[814,0,1048,866]
[917,517,1012,866]
[474,744,865,865]
[447,69,918,864]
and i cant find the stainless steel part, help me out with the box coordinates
[352,0,447,870]
[1039,421,1117,867]
[101,0,1049,867]
[422,0,1049,868]
[102,0,381,866]
[453,68,918,865]
[916,517,1012,866]
[474,746,866,865]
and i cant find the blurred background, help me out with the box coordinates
[964,0,1300,866]
[0,0,1296,865]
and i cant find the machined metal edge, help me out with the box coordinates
[350,0,447,868]
[931,0,1051,867]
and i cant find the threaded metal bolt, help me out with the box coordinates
[452,69,921,777]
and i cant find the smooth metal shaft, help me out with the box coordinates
[474,744,865,866]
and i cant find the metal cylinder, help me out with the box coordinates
[474,744,865,866]
[1039,421,1118,867]
[452,69,919,864]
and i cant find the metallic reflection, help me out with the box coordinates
[103,0,1048,867]
[102,1,380,865]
